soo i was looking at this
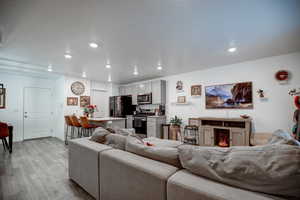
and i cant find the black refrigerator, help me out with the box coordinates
[109,96,134,117]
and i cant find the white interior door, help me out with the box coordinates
[23,87,52,140]
[91,89,109,117]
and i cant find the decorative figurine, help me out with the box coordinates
[257,89,265,98]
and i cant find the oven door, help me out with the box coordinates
[133,117,147,135]
[137,93,152,105]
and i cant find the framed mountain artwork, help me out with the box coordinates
[205,82,253,109]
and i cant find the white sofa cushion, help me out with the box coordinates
[178,130,300,198]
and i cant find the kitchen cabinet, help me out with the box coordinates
[137,82,152,95]
[151,80,166,104]
[131,84,138,105]
[118,79,166,105]
[126,115,133,128]
[147,116,166,138]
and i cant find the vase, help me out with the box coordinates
[169,125,181,140]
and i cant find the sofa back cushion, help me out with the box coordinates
[105,134,127,150]
[126,136,182,168]
[178,130,300,198]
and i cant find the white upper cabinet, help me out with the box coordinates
[137,82,152,95]
[131,84,138,105]
[151,80,166,105]
[118,80,166,105]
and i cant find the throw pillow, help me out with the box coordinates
[90,127,111,144]
[126,136,182,168]
[178,143,300,198]
[114,128,135,136]
[268,129,300,146]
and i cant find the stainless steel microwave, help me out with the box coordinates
[137,93,152,105]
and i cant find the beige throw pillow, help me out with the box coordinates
[90,127,111,144]
[126,136,182,168]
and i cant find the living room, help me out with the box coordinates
[0,0,300,200]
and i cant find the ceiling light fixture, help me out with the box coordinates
[64,53,72,59]
[108,75,112,82]
[133,66,138,75]
[89,42,98,48]
[227,47,237,53]
[82,72,87,78]
[157,63,162,70]
[106,63,111,69]
[47,65,53,72]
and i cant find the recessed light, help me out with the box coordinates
[157,65,162,70]
[89,42,98,48]
[82,72,87,78]
[106,64,111,69]
[47,65,53,72]
[108,75,112,82]
[228,47,237,53]
[64,53,72,59]
[133,70,138,76]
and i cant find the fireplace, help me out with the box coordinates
[214,128,230,147]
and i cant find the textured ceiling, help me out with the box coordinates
[0,0,300,83]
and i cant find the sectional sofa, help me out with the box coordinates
[68,133,299,200]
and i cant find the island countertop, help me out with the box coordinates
[88,117,126,122]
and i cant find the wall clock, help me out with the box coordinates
[71,81,85,95]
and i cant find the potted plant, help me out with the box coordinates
[169,116,183,140]
[83,105,97,118]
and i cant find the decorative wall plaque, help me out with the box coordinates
[71,81,85,95]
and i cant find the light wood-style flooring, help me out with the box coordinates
[0,137,94,200]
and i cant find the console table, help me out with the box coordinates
[189,117,251,146]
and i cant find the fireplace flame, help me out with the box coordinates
[218,134,229,147]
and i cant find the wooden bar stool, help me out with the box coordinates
[80,116,98,137]
[64,116,75,145]
[70,115,82,138]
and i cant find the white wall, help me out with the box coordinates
[63,76,114,116]
[0,73,115,142]
[53,76,65,141]
[120,52,300,134]
[162,52,300,133]
[0,72,57,141]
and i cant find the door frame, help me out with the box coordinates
[23,86,53,141]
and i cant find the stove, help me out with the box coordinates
[132,113,154,135]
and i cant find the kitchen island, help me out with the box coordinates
[88,117,126,129]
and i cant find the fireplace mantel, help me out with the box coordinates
[189,117,251,146]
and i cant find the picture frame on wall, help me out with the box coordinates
[67,97,78,106]
[80,96,90,107]
[177,96,186,104]
[0,88,6,109]
[191,85,201,96]
[205,82,253,109]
